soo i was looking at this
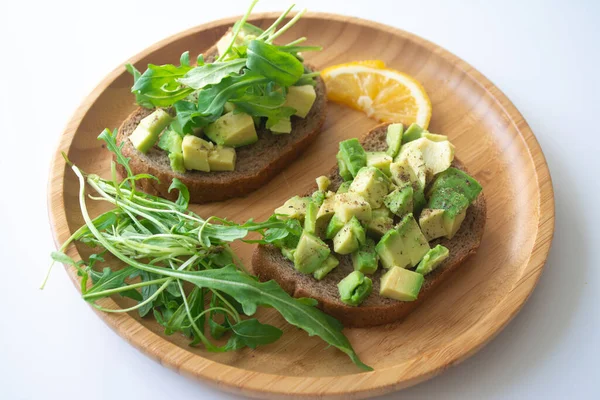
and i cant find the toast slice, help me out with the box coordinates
[115,44,327,203]
[252,124,487,327]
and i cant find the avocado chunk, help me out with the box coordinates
[366,152,393,176]
[415,245,449,275]
[167,152,186,174]
[389,158,426,213]
[385,123,404,157]
[208,146,236,171]
[333,216,366,255]
[349,166,391,208]
[269,117,292,134]
[204,111,258,147]
[396,137,455,183]
[313,255,340,280]
[337,152,353,181]
[427,187,470,239]
[401,123,425,144]
[316,192,336,229]
[223,101,236,113]
[304,200,318,234]
[293,232,330,274]
[325,213,345,240]
[284,85,317,118]
[379,266,424,301]
[334,192,372,223]
[376,213,430,268]
[384,186,414,216]
[182,135,212,172]
[427,167,482,203]
[337,181,352,194]
[129,109,173,153]
[366,207,394,238]
[274,196,310,221]
[337,139,367,180]
[158,128,183,154]
[352,238,379,274]
[418,208,447,240]
[338,271,373,306]
[316,176,331,191]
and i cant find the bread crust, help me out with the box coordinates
[115,44,327,203]
[252,124,487,327]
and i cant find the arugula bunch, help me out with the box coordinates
[127,0,322,134]
[44,128,370,370]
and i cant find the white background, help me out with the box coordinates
[1,0,599,398]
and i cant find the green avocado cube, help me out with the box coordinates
[337,152,354,181]
[204,111,258,147]
[401,123,424,144]
[311,190,326,207]
[333,216,365,255]
[366,152,393,176]
[158,128,183,154]
[375,229,411,269]
[293,232,330,274]
[284,85,317,118]
[385,123,404,157]
[325,213,345,240]
[338,271,373,306]
[427,167,483,203]
[208,146,236,171]
[269,117,292,134]
[349,166,391,208]
[337,139,367,179]
[418,208,447,241]
[415,245,449,275]
[274,196,310,221]
[376,213,430,268]
[182,135,211,172]
[379,266,424,301]
[168,152,186,174]
[336,181,352,194]
[428,187,470,239]
[396,213,431,266]
[366,207,394,238]
[334,192,372,223]
[313,255,340,280]
[352,238,379,274]
[129,109,173,153]
[304,200,318,234]
[384,186,414,216]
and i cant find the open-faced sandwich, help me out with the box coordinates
[116,5,326,203]
[253,122,486,327]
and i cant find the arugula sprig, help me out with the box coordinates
[44,128,371,370]
[125,1,322,135]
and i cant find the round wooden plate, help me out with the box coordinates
[48,12,555,399]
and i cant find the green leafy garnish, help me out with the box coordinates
[43,129,371,371]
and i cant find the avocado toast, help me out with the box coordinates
[115,6,326,203]
[253,123,486,327]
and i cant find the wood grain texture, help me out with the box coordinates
[47,12,555,399]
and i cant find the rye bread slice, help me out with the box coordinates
[252,124,487,327]
[115,44,327,203]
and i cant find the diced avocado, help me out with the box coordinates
[274,195,310,221]
[334,192,372,223]
[270,117,292,134]
[424,132,447,142]
[168,152,186,174]
[316,176,331,191]
[325,213,345,239]
[337,139,367,179]
[313,255,340,280]
[415,245,449,275]
[401,123,424,144]
[352,238,379,274]
[208,146,236,171]
[372,207,393,219]
[293,232,330,274]
[281,247,296,262]
[316,192,336,229]
[428,187,470,239]
[418,208,447,241]
[384,186,414,216]
[312,190,326,207]
[376,213,430,268]
[182,135,211,172]
[349,166,390,208]
[204,111,258,147]
[337,181,352,194]
[284,85,316,118]
[379,266,424,301]
[338,271,373,306]
[129,109,173,153]
[223,101,236,113]
[396,213,430,266]
[385,123,404,157]
[337,152,353,181]
[333,216,366,255]
[158,129,183,154]
[367,207,394,238]
[366,152,393,176]
[396,137,455,183]
[427,167,483,203]
[389,159,426,213]
[304,200,318,234]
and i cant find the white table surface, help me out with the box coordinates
[2,0,599,398]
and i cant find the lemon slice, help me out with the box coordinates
[321,60,432,129]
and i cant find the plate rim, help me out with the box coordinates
[47,11,555,399]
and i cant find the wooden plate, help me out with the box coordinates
[48,12,555,399]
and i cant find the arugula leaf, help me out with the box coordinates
[83,266,138,301]
[168,178,190,210]
[98,129,133,177]
[246,40,304,86]
[131,64,193,107]
[229,319,282,348]
[177,59,246,90]
[125,64,154,108]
